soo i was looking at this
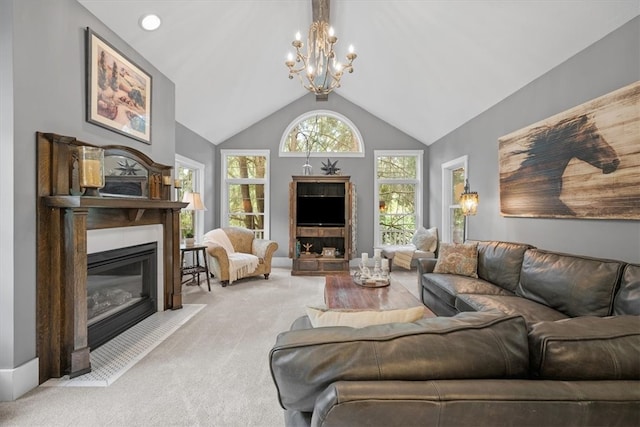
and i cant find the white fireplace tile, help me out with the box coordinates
[42,304,204,387]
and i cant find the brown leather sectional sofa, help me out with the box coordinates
[269,241,640,427]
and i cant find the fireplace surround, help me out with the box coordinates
[36,132,187,383]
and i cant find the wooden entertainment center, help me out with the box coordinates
[289,175,353,275]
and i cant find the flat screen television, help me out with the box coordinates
[297,196,345,226]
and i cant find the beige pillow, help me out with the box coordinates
[433,242,479,278]
[305,305,425,328]
[412,226,438,252]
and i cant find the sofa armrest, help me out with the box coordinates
[269,312,528,412]
[312,379,640,427]
[417,257,437,275]
[205,243,230,280]
[252,238,278,259]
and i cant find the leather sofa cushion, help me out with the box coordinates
[614,263,640,315]
[476,241,533,292]
[529,316,640,380]
[270,312,529,412]
[517,249,624,317]
[455,294,568,325]
[422,274,513,309]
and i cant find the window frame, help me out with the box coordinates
[441,155,468,244]
[374,150,423,247]
[175,154,206,241]
[220,149,270,239]
[279,109,365,158]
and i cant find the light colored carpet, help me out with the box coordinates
[42,304,205,387]
[0,267,419,426]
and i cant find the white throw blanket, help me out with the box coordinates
[203,229,259,284]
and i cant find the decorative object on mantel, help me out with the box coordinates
[86,27,152,144]
[499,80,639,220]
[321,158,340,175]
[77,145,105,197]
[460,179,479,241]
[285,0,357,100]
[303,242,313,254]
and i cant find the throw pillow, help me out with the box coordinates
[305,305,425,328]
[433,242,479,278]
[412,226,438,252]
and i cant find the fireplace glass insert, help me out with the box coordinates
[87,242,157,349]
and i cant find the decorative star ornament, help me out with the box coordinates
[116,159,142,175]
[321,159,340,175]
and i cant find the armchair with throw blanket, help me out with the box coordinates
[203,227,278,287]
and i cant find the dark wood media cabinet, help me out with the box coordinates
[289,175,353,275]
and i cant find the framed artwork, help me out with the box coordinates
[86,28,152,144]
[322,247,336,258]
[499,81,640,220]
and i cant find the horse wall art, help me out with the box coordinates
[499,81,639,220]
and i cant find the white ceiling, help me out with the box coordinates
[78,0,639,146]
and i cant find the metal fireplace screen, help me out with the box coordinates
[87,242,157,349]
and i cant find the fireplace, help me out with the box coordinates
[87,242,158,349]
[36,132,187,382]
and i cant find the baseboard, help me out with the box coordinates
[0,357,39,401]
[272,256,292,268]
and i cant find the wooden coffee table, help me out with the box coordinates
[324,275,435,317]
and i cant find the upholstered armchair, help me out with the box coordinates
[203,227,278,287]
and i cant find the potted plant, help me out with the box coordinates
[183,229,195,246]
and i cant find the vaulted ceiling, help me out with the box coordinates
[78,0,639,146]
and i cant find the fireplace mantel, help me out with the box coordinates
[36,132,187,383]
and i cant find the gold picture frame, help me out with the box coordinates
[322,247,336,258]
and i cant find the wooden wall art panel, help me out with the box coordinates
[499,81,640,220]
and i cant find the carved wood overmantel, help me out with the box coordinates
[36,132,187,383]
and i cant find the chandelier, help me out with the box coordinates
[285,0,357,100]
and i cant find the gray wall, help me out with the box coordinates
[217,93,426,258]
[2,0,177,389]
[428,16,640,263]
[176,122,217,232]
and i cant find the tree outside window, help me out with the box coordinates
[280,110,364,157]
[222,151,269,239]
[375,151,423,246]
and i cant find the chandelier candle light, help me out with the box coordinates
[286,0,357,100]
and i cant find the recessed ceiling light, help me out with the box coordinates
[140,14,161,31]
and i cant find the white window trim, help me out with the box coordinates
[374,150,423,247]
[220,149,270,239]
[279,109,365,158]
[175,154,206,241]
[441,155,468,244]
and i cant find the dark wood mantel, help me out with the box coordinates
[36,132,187,383]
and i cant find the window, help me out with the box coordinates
[280,110,364,157]
[175,155,206,241]
[374,151,423,246]
[221,150,270,239]
[441,156,467,244]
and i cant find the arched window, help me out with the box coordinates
[280,110,364,157]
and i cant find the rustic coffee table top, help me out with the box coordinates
[324,274,435,317]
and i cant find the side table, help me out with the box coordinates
[180,243,211,291]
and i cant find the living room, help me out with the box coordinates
[1,0,638,421]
